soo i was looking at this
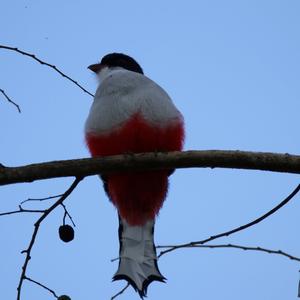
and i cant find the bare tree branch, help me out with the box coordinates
[16,194,76,226]
[0,45,93,97]
[1,150,300,186]
[111,283,130,300]
[0,88,21,112]
[113,243,300,300]
[0,193,67,217]
[20,194,64,205]
[157,243,300,262]
[0,206,45,217]
[61,203,76,227]
[17,177,82,300]
[158,184,300,258]
[25,276,59,299]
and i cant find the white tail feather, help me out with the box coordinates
[113,217,165,298]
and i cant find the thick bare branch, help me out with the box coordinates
[158,184,300,257]
[0,45,93,97]
[1,150,300,186]
[0,88,21,112]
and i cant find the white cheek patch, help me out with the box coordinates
[85,69,183,135]
[97,66,112,82]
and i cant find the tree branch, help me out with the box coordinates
[158,184,300,258]
[61,202,76,227]
[24,276,59,299]
[20,194,64,204]
[0,206,45,217]
[157,243,300,262]
[112,242,300,299]
[0,194,67,217]
[1,150,300,186]
[17,177,82,300]
[111,283,130,300]
[0,45,93,97]
[0,88,21,112]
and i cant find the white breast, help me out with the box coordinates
[85,69,183,135]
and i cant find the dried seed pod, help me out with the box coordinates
[59,225,74,242]
[58,295,71,300]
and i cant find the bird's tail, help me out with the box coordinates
[113,217,165,298]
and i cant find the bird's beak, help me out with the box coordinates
[88,63,103,73]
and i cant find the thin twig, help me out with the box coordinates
[157,243,300,262]
[61,203,76,227]
[158,184,300,258]
[17,177,83,300]
[0,206,45,217]
[111,283,130,300]
[21,194,64,205]
[0,88,21,112]
[25,276,59,298]
[110,257,119,262]
[0,45,93,97]
[0,193,65,217]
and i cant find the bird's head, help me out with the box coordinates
[88,53,143,81]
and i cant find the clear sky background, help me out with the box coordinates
[1,1,300,299]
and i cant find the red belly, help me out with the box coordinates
[86,114,184,225]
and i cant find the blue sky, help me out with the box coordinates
[1,1,300,299]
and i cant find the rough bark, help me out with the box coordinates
[1,150,300,186]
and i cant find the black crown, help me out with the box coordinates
[101,53,143,74]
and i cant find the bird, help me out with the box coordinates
[85,53,184,298]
